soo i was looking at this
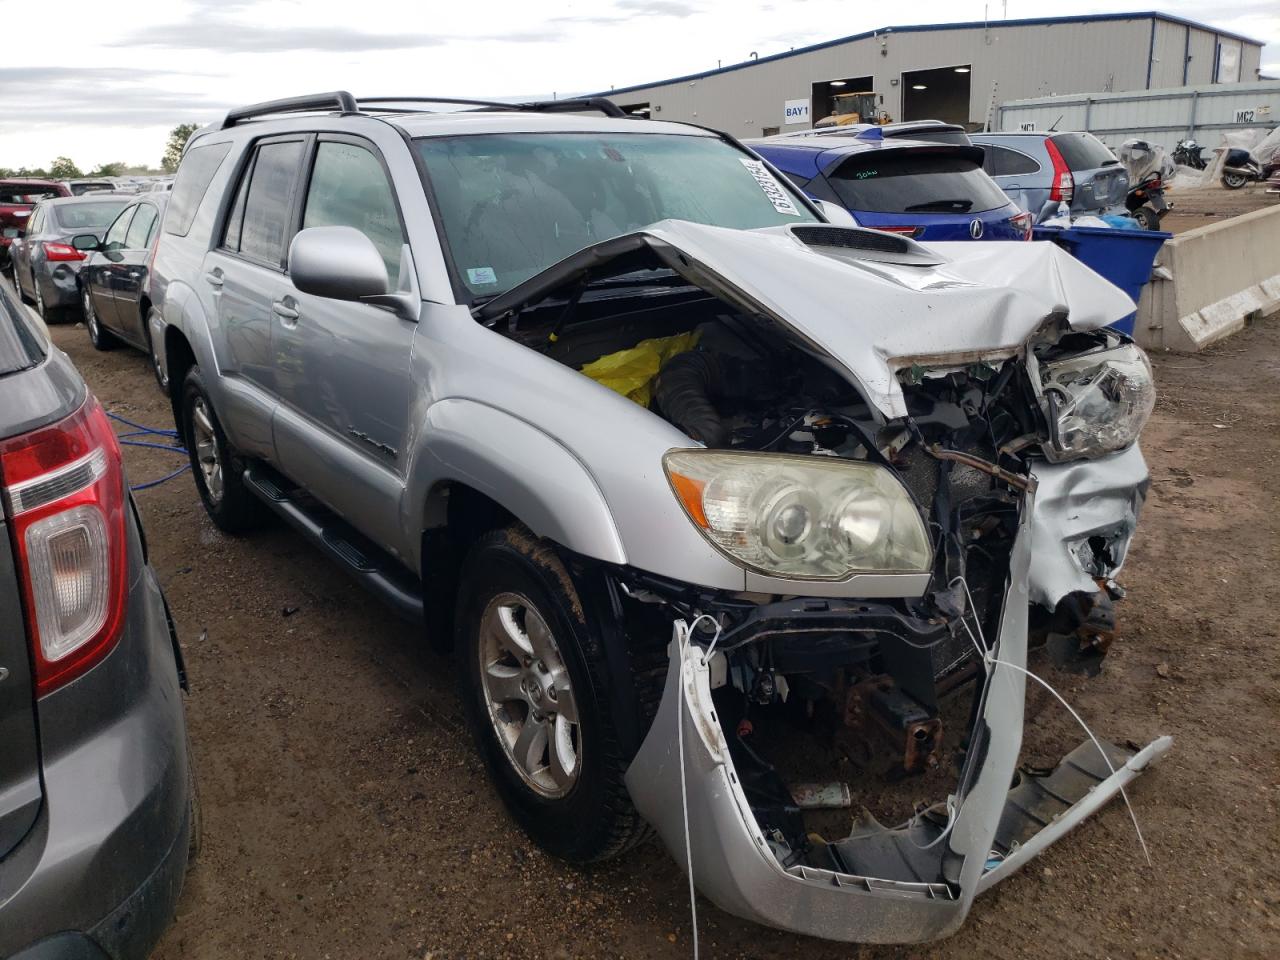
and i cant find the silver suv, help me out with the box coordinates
[150,92,1169,944]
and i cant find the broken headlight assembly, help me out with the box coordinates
[663,450,932,579]
[1038,343,1155,462]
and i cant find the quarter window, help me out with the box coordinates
[985,146,1040,177]
[166,141,232,237]
[302,141,405,283]
[124,204,158,249]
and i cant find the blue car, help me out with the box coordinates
[749,130,1032,242]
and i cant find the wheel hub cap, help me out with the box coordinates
[478,593,581,798]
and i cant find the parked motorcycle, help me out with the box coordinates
[1117,139,1173,230]
[1172,138,1206,170]
[1221,147,1279,189]
[1125,173,1169,229]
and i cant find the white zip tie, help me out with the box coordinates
[674,620,700,960]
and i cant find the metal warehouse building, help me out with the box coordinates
[598,12,1265,138]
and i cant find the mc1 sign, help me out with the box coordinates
[784,99,810,125]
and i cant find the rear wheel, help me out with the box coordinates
[456,527,648,863]
[146,307,169,392]
[179,367,265,534]
[1222,172,1249,189]
[1131,205,1161,231]
[83,284,117,350]
[32,275,63,323]
[13,261,32,304]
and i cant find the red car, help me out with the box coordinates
[0,179,72,267]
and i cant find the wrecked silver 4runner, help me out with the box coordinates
[477,220,1171,944]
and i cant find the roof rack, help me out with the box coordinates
[219,91,632,129]
[221,91,358,129]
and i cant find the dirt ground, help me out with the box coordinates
[26,289,1280,959]
[1161,182,1277,234]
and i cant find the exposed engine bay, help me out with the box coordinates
[478,222,1168,942]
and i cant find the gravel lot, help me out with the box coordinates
[23,287,1279,959]
[1161,182,1277,234]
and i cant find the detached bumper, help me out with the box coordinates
[624,501,1170,944]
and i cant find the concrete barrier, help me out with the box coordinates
[1135,203,1280,352]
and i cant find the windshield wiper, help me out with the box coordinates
[903,199,975,212]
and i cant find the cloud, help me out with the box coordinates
[116,21,448,53]
[615,0,701,15]
[0,67,231,129]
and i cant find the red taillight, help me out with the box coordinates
[42,241,84,262]
[1045,139,1074,203]
[0,395,127,696]
[874,225,923,238]
[1011,211,1034,240]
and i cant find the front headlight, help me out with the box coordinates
[1039,343,1155,461]
[663,450,932,579]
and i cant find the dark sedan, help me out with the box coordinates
[10,196,130,322]
[80,195,169,383]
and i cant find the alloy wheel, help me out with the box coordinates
[83,286,99,340]
[477,592,581,798]
[190,397,224,504]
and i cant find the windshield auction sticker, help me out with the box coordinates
[740,159,801,216]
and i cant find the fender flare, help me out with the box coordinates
[407,398,627,569]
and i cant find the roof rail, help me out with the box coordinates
[221,91,358,129]
[217,92,633,130]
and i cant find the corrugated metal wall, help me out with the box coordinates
[601,16,1262,139]
[996,81,1280,153]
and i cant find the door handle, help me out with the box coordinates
[204,268,224,287]
[272,298,299,322]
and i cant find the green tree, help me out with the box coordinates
[49,156,82,179]
[161,123,200,173]
[88,161,126,177]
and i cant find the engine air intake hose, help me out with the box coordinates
[655,351,740,447]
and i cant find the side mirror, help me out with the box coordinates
[288,226,389,302]
[71,233,101,252]
[812,199,858,227]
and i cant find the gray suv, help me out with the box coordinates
[151,92,1168,944]
[0,281,195,959]
[971,130,1129,223]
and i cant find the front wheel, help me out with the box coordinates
[179,367,265,534]
[456,527,649,863]
[1222,172,1249,189]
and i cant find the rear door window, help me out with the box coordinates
[232,139,306,268]
[125,203,159,249]
[166,140,233,237]
[1048,133,1118,171]
[828,150,1011,214]
[302,140,406,283]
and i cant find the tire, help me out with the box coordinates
[32,273,62,323]
[1222,172,1249,190]
[179,366,265,534]
[83,284,116,350]
[456,526,648,863]
[146,306,169,393]
[13,261,33,304]
[1132,206,1161,231]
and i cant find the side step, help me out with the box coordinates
[243,464,424,624]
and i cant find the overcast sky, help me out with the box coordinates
[1,0,1275,170]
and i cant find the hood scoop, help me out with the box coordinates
[789,224,945,267]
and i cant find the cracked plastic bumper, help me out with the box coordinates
[624,500,1170,943]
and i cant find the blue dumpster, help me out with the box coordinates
[1033,224,1171,335]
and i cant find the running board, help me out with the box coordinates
[243,464,424,624]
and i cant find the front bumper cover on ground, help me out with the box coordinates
[624,501,1171,943]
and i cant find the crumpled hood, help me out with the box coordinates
[633,220,1137,418]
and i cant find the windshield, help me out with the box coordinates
[827,150,1011,214]
[0,185,60,205]
[50,200,129,231]
[415,132,817,298]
